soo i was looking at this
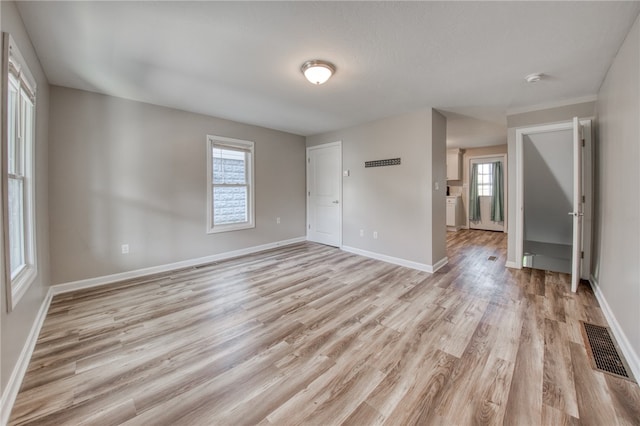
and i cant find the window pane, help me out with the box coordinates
[8,82,19,175]
[8,178,25,276]
[476,163,494,197]
[213,148,247,184]
[213,186,248,225]
[22,92,34,173]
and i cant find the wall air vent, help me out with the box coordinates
[365,158,401,168]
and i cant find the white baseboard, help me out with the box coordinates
[1,288,53,426]
[589,275,640,382]
[505,261,520,269]
[341,245,447,273]
[431,256,449,273]
[52,237,306,295]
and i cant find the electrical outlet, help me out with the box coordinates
[276,217,281,224]
[373,231,378,239]
[121,244,129,254]
[359,229,364,237]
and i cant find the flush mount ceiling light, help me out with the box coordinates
[525,73,543,83]
[301,60,336,85]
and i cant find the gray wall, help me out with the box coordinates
[594,14,639,366]
[506,101,596,265]
[48,87,306,284]
[430,110,447,265]
[523,130,573,245]
[0,1,51,396]
[306,108,446,267]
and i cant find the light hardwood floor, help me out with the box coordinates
[9,230,640,425]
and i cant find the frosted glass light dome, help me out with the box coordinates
[301,60,335,85]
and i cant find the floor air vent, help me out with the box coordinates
[488,256,497,261]
[582,322,633,381]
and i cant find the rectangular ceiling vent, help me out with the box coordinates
[582,322,634,382]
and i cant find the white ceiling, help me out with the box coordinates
[15,1,640,144]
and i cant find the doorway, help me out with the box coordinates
[515,118,592,292]
[306,142,342,247]
[468,155,506,232]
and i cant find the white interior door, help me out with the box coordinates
[307,142,341,247]
[570,117,583,292]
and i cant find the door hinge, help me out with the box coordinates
[582,139,585,147]
[582,195,585,203]
[581,251,584,259]
[308,224,311,230]
[308,191,310,197]
[308,158,310,163]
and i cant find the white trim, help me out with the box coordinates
[3,33,38,312]
[52,237,306,295]
[306,141,342,248]
[205,135,255,234]
[6,33,36,96]
[515,121,576,269]
[589,275,640,382]
[1,288,52,426]
[570,118,581,293]
[514,119,592,279]
[506,95,597,116]
[505,261,520,269]
[430,256,449,273]
[341,245,447,273]
[467,154,507,232]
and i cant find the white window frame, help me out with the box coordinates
[476,162,494,196]
[206,135,255,234]
[2,33,37,311]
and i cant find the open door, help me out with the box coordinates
[570,117,583,293]
[515,118,591,291]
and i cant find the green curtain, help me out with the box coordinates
[491,161,504,222]
[469,163,481,221]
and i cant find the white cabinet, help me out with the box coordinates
[446,196,463,230]
[446,149,462,181]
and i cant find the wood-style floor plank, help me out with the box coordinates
[9,230,640,425]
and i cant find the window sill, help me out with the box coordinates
[207,222,255,234]
[10,265,37,310]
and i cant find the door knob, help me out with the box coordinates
[332,200,339,204]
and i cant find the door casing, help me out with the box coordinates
[514,119,593,286]
[467,154,507,232]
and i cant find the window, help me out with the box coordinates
[3,34,37,310]
[206,135,255,233]
[476,163,493,196]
